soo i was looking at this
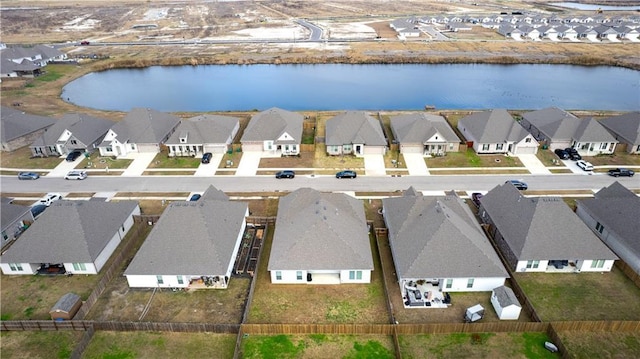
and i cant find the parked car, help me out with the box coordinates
[576,160,594,171]
[471,193,484,207]
[189,193,202,201]
[554,149,569,160]
[608,168,635,177]
[275,170,295,179]
[336,170,357,179]
[38,193,62,206]
[64,170,87,180]
[201,152,212,164]
[506,180,528,190]
[30,204,48,219]
[80,41,90,45]
[18,172,40,180]
[564,148,581,161]
[65,150,83,162]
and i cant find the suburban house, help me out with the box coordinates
[479,182,618,273]
[325,111,387,156]
[575,182,640,276]
[1,200,35,250]
[164,114,240,157]
[124,185,249,289]
[241,107,303,156]
[599,111,640,154]
[389,113,460,155]
[268,188,373,284]
[1,106,55,152]
[0,200,140,275]
[520,107,617,155]
[382,188,508,308]
[0,44,66,78]
[457,109,539,155]
[98,108,181,158]
[29,113,114,158]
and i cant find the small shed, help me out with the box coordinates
[491,285,521,320]
[49,293,82,321]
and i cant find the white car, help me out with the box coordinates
[38,193,63,206]
[576,160,594,171]
[64,170,87,180]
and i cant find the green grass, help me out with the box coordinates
[559,331,640,359]
[1,331,82,359]
[515,266,640,321]
[83,331,236,359]
[398,332,560,359]
[241,335,395,359]
[147,152,202,168]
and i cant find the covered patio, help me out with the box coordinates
[402,279,451,309]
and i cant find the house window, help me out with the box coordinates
[600,143,607,150]
[106,147,113,152]
[595,222,604,234]
[525,138,532,143]
[296,271,303,280]
[467,278,474,288]
[636,145,640,152]
[356,271,362,280]
[72,263,86,271]
[526,260,540,269]
[496,144,504,150]
[2,231,7,241]
[591,260,605,268]
[275,271,282,280]
[349,271,355,280]
[70,139,77,145]
[449,143,454,150]
[482,144,490,151]
[9,263,23,271]
[130,144,135,150]
[446,279,453,289]
[156,275,164,284]
[177,276,184,284]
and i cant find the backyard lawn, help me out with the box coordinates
[246,227,390,324]
[0,146,62,169]
[0,330,83,359]
[398,332,561,359]
[515,266,640,321]
[241,334,395,359]
[558,331,640,359]
[83,331,236,359]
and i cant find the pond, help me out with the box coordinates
[62,64,640,111]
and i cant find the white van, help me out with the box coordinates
[64,170,87,180]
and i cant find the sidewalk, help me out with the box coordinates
[46,156,82,177]
[120,153,157,177]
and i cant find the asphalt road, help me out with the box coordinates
[2,174,637,195]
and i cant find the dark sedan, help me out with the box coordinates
[554,149,569,160]
[18,172,40,180]
[201,152,212,164]
[336,170,357,179]
[506,180,528,190]
[275,170,295,179]
[65,150,83,162]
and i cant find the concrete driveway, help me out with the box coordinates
[517,154,551,175]
[46,156,81,177]
[236,151,262,176]
[121,153,157,177]
[402,153,430,175]
[362,155,386,176]
[194,153,224,176]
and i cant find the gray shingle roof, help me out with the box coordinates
[31,113,113,148]
[573,117,617,143]
[1,202,31,230]
[493,285,521,308]
[382,189,508,279]
[600,112,640,145]
[1,106,55,143]
[390,113,459,144]
[165,114,239,145]
[110,108,180,144]
[577,182,640,255]
[268,188,373,271]
[125,193,247,276]
[240,107,303,144]
[522,107,581,141]
[1,201,139,264]
[459,109,529,143]
[200,185,230,201]
[325,111,387,146]
[481,183,617,261]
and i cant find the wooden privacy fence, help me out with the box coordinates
[1,320,92,331]
[1,321,240,333]
[616,260,640,287]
